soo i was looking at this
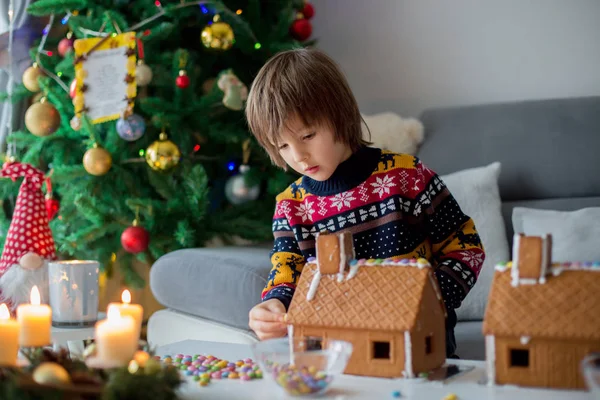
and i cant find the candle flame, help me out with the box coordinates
[30,286,41,305]
[121,289,131,304]
[0,303,9,319]
[108,306,122,321]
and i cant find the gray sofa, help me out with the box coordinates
[148,96,600,360]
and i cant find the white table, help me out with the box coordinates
[156,340,595,400]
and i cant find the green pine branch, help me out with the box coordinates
[27,0,87,17]
[0,85,33,103]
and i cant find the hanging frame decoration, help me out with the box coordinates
[72,32,137,124]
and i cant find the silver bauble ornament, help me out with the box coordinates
[116,114,146,142]
[225,165,260,205]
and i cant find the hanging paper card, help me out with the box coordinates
[73,32,137,124]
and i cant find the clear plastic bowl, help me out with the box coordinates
[251,336,353,397]
[582,352,600,397]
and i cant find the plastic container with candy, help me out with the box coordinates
[251,336,352,397]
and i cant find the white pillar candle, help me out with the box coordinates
[107,289,143,341]
[0,303,19,366]
[94,307,137,366]
[17,286,52,347]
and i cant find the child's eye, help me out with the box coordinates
[278,143,288,150]
[303,132,316,140]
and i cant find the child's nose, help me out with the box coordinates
[292,148,308,163]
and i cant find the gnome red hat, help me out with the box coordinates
[0,162,56,310]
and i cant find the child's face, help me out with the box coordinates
[277,115,352,181]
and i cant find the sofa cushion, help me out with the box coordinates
[440,162,510,321]
[150,247,271,331]
[512,207,600,262]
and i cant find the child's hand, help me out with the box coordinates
[249,299,288,340]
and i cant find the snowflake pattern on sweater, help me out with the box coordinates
[262,147,485,311]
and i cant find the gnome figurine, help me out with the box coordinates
[0,162,56,311]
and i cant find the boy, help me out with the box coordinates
[244,48,485,357]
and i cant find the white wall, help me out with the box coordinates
[312,0,600,117]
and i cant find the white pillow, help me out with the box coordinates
[512,207,600,262]
[441,162,509,321]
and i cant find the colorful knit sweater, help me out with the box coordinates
[262,146,485,312]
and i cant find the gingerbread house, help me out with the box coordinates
[285,231,447,378]
[483,234,600,389]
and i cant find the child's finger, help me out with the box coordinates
[251,307,285,322]
[258,330,287,341]
[251,320,287,334]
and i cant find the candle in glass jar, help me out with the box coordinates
[107,289,143,341]
[0,304,19,366]
[17,286,52,347]
[94,307,137,366]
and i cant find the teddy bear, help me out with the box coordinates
[361,112,425,155]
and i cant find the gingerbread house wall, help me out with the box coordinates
[493,336,600,389]
[411,277,447,374]
[294,326,406,378]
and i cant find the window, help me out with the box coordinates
[372,341,391,359]
[425,336,433,354]
[510,349,529,367]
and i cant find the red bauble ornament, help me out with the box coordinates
[302,2,315,19]
[121,225,150,254]
[45,197,60,220]
[176,70,190,89]
[58,38,74,57]
[69,79,77,99]
[290,18,312,41]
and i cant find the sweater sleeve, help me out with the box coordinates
[411,159,486,309]
[261,199,305,310]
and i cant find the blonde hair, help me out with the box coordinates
[245,48,370,168]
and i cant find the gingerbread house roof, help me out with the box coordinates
[483,262,600,340]
[286,258,445,332]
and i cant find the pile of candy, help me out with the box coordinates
[267,361,332,396]
[158,354,263,386]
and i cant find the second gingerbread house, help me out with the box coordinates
[483,234,600,389]
[286,231,447,378]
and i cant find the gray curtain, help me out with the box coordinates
[0,0,33,151]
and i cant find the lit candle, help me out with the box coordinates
[0,304,19,366]
[17,286,52,347]
[107,290,143,341]
[94,307,137,366]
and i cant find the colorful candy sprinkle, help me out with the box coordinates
[158,354,263,387]
[268,361,332,395]
[392,390,402,398]
[443,394,457,400]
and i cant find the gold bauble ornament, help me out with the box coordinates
[23,64,43,92]
[32,91,44,103]
[201,16,234,50]
[83,144,112,176]
[134,350,151,368]
[70,116,82,131]
[32,362,71,386]
[25,99,60,137]
[136,60,153,87]
[145,132,181,172]
[144,358,162,375]
[128,360,141,374]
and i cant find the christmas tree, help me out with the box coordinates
[0,0,316,288]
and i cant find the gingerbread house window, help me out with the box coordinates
[305,337,323,351]
[509,348,529,367]
[425,336,433,355]
[372,341,391,360]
